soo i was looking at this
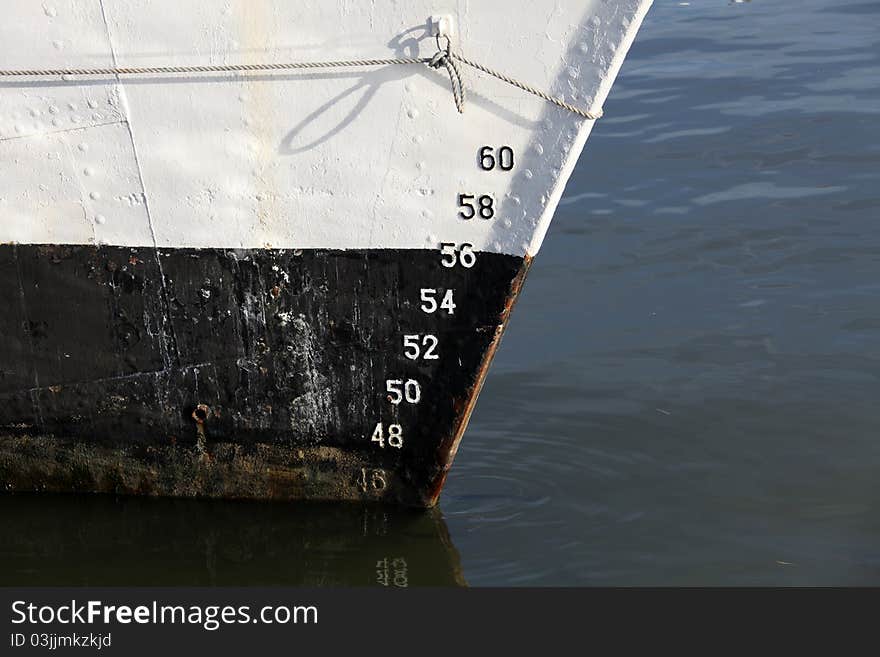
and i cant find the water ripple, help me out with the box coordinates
[444,0,880,586]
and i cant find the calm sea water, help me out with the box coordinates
[4,0,879,586]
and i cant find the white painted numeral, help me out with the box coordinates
[439,244,456,268]
[357,467,388,491]
[387,424,403,448]
[420,288,456,315]
[371,423,404,449]
[420,288,438,313]
[403,334,439,360]
[403,335,419,359]
[440,289,456,314]
[371,423,384,446]
[459,244,476,268]
[439,243,476,269]
[386,379,421,405]
[422,335,439,359]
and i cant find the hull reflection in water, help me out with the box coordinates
[0,495,465,586]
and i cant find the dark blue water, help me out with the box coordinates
[442,0,880,585]
[4,0,878,586]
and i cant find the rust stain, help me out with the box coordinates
[192,404,211,455]
[191,403,211,424]
[422,254,534,506]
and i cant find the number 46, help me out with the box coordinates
[420,288,456,315]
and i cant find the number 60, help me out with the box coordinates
[479,146,515,171]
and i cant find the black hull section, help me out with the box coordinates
[0,245,529,506]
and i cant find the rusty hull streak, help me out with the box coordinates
[422,254,534,507]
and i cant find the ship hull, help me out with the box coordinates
[0,243,528,506]
[0,0,653,505]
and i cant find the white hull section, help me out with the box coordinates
[0,0,651,257]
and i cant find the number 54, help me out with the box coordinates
[420,288,456,315]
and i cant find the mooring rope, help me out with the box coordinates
[450,52,602,120]
[429,49,466,114]
[0,58,430,78]
[0,41,602,121]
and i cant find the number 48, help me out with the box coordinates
[371,423,403,448]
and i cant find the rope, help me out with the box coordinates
[451,52,602,120]
[0,42,601,121]
[0,58,429,77]
[429,49,465,114]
